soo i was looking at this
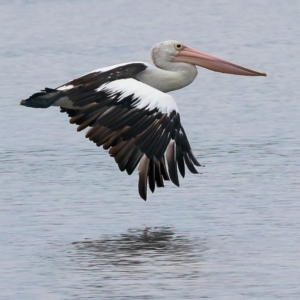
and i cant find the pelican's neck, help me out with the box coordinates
[137,62,198,93]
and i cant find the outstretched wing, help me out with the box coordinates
[59,75,201,200]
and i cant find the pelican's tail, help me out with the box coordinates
[20,88,62,108]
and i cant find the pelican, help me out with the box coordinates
[20,40,266,200]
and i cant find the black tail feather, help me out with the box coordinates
[20,88,62,108]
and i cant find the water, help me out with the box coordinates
[1,1,300,299]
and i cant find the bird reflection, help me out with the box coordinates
[71,227,206,268]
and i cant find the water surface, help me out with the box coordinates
[1,1,300,299]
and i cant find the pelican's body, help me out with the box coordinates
[21,40,266,200]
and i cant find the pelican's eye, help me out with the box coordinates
[174,43,184,51]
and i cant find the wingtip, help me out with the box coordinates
[170,174,180,187]
[139,189,147,201]
[138,155,149,202]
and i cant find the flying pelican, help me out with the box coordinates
[20,40,266,200]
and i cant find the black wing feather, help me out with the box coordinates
[53,64,201,200]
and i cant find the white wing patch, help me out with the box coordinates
[57,84,74,91]
[96,78,178,114]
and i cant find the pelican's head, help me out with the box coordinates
[152,40,267,76]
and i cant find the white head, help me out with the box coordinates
[151,40,185,70]
[151,40,267,76]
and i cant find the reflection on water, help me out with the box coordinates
[71,227,206,268]
[53,228,208,299]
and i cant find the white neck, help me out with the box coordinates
[137,62,198,93]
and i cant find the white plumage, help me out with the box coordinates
[98,79,178,114]
[20,40,266,200]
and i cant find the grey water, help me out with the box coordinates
[1,1,300,299]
